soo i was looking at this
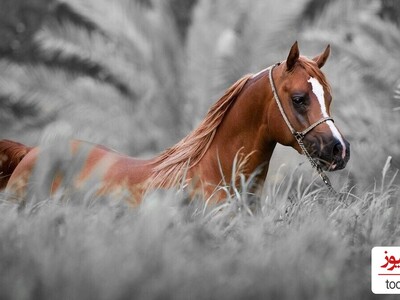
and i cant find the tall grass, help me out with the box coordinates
[0,158,399,299]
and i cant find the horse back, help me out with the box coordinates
[5,139,154,202]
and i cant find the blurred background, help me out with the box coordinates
[0,0,399,189]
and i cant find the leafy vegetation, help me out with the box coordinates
[0,0,399,299]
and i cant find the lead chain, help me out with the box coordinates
[296,137,336,194]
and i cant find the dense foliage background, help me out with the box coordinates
[0,0,399,299]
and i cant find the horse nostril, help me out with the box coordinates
[332,142,342,158]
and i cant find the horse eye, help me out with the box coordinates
[292,96,305,105]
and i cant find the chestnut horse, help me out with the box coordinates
[0,42,350,204]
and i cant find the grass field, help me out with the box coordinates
[0,0,400,299]
[1,167,399,299]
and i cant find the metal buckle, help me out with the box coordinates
[294,132,304,141]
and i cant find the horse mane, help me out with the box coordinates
[151,74,253,187]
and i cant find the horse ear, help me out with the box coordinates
[313,44,330,68]
[286,41,299,71]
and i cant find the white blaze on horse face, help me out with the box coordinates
[307,77,347,159]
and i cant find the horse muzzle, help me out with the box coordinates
[304,136,350,171]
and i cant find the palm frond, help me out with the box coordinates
[185,0,310,126]
[35,22,137,98]
[53,2,99,34]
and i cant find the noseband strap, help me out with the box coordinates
[268,63,336,194]
[296,116,334,141]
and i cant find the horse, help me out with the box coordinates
[0,42,350,204]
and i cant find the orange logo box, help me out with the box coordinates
[372,247,400,294]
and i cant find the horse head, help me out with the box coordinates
[268,42,350,171]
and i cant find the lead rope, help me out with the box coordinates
[268,64,337,194]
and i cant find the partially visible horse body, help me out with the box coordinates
[0,42,350,204]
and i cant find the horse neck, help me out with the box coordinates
[192,75,277,190]
[150,74,253,190]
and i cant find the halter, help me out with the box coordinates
[268,63,336,194]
